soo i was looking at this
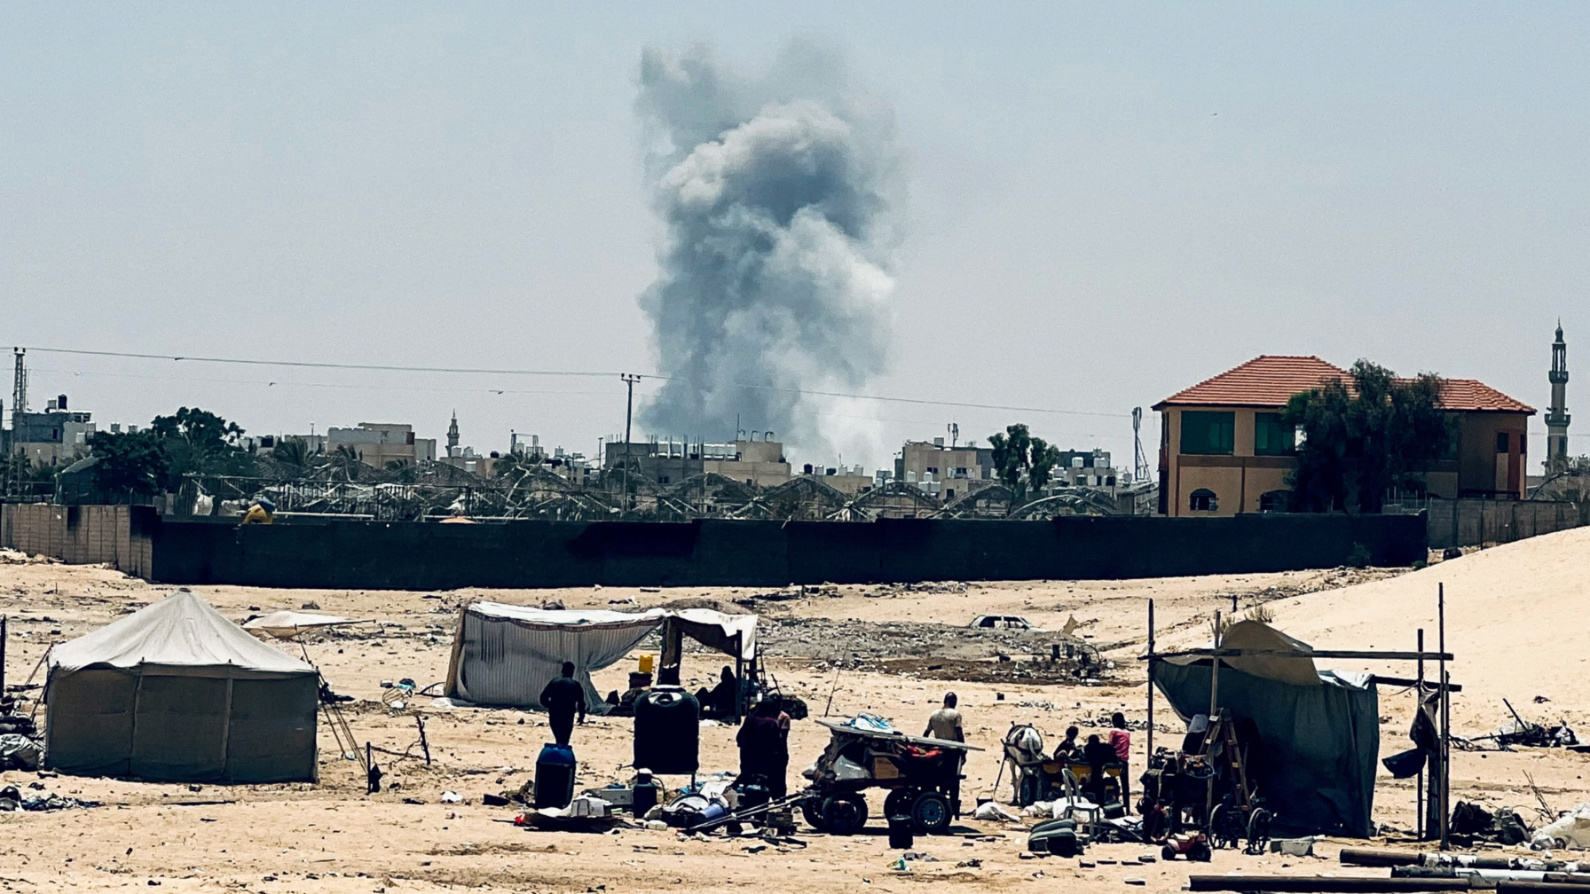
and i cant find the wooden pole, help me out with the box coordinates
[1417,628,1425,841]
[1210,611,1222,719]
[1207,610,1222,821]
[1146,600,1155,763]
[1,615,7,698]
[1439,582,1450,850]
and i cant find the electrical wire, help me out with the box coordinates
[22,345,1133,419]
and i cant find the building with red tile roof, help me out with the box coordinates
[1155,356,1534,516]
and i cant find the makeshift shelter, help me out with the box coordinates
[1151,620,1381,838]
[45,589,319,783]
[444,603,757,712]
[243,610,366,641]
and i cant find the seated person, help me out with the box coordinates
[1082,734,1121,804]
[1055,725,1082,762]
[695,666,739,719]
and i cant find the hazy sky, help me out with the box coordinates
[4,3,1586,472]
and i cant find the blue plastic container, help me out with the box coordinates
[534,742,577,809]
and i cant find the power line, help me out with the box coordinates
[26,346,619,379]
[23,344,1132,420]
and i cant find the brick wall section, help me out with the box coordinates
[0,504,154,577]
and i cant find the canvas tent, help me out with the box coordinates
[444,603,757,712]
[45,589,319,783]
[1152,620,1380,838]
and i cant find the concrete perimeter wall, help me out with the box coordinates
[1387,499,1588,550]
[142,513,1427,590]
[0,503,156,578]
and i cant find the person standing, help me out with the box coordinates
[736,700,787,796]
[924,692,965,742]
[925,692,966,817]
[1108,712,1132,803]
[539,661,587,746]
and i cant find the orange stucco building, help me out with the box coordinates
[1154,356,1535,517]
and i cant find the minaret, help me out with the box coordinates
[446,411,460,456]
[1546,323,1570,471]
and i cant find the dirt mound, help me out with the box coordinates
[1211,526,1590,722]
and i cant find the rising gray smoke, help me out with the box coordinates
[635,42,901,456]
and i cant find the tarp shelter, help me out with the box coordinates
[1152,620,1380,838]
[444,603,757,711]
[243,610,366,641]
[45,589,319,783]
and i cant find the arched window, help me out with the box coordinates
[1189,488,1217,512]
[1258,490,1290,512]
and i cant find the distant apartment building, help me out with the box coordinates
[798,463,876,495]
[1053,449,1118,488]
[5,394,95,466]
[1154,355,1535,517]
[894,439,994,503]
[606,437,792,487]
[326,422,436,468]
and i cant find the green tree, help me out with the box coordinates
[1282,360,1453,513]
[149,407,253,488]
[87,430,170,496]
[987,423,1064,501]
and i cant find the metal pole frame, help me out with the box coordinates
[1146,600,1155,765]
[1417,627,1425,841]
[1438,583,1450,850]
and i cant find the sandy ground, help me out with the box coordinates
[2,530,1589,893]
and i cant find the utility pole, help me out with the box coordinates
[621,374,641,514]
[1132,407,1150,484]
[8,348,25,497]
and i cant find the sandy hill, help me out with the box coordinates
[1206,525,1589,727]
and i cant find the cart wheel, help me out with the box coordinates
[821,793,868,836]
[1244,808,1272,855]
[1191,841,1213,862]
[910,790,953,835]
[1162,845,1178,862]
[883,789,915,818]
[800,798,829,832]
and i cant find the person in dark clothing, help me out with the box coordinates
[539,661,587,746]
[696,666,740,719]
[1082,734,1118,804]
[736,700,788,797]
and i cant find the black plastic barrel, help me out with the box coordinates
[534,742,577,809]
[888,814,915,849]
[633,686,700,775]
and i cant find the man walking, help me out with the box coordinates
[539,661,587,746]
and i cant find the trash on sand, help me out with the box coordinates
[0,785,99,812]
[441,791,463,804]
[1533,803,1590,850]
[0,734,42,771]
[974,801,1021,822]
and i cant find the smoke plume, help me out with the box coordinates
[635,42,900,457]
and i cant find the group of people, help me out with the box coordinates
[538,662,1130,813]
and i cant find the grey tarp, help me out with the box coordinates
[1153,621,1380,838]
[444,603,759,711]
[445,605,667,712]
[45,589,318,784]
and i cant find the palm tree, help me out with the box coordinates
[271,437,310,467]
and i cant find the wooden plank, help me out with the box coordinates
[1143,649,1453,662]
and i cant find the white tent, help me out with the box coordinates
[443,603,757,711]
[46,589,319,783]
